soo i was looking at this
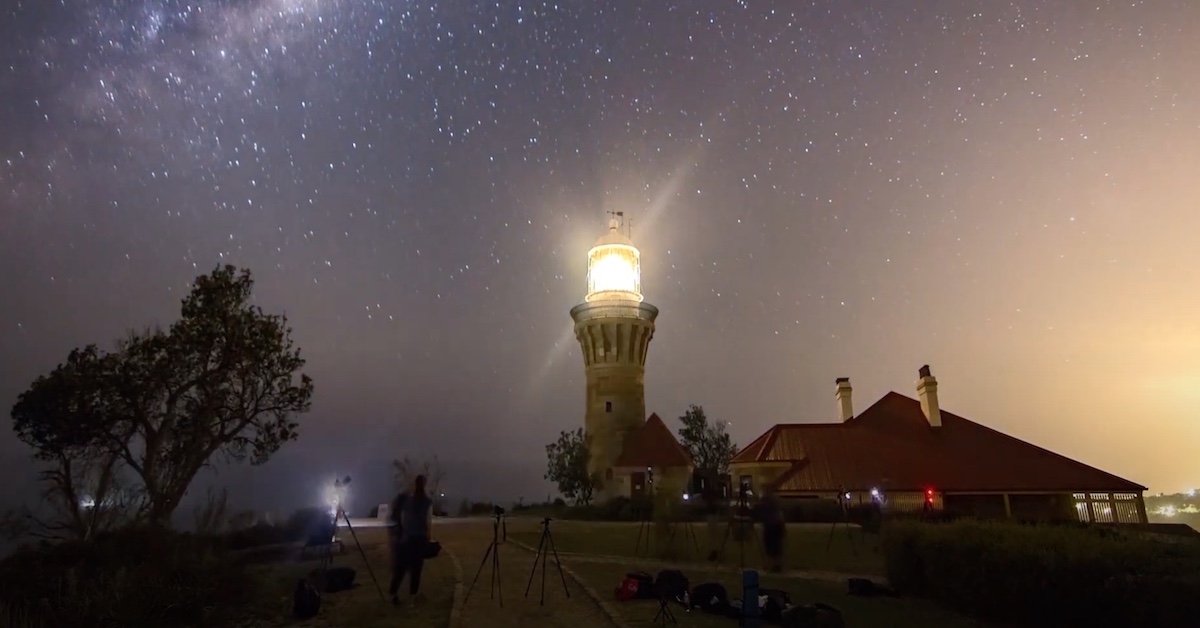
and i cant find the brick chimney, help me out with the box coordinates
[917,365,942,427]
[835,377,853,422]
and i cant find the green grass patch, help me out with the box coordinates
[883,520,1200,628]
[246,528,456,627]
[507,519,883,576]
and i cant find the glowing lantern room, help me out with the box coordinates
[585,218,643,302]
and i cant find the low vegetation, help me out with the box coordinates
[0,526,262,628]
[0,506,424,628]
[882,519,1200,628]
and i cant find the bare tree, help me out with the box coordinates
[2,448,137,542]
[192,486,230,536]
[392,455,446,500]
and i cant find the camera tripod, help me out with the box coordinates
[524,517,570,605]
[323,477,386,602]
[634,503,656,558]
[331,505,387,601]
[665,517,702,561]
[715,488,762,568]
[634,471,656,557]
[464,513,507,606]
[825,489,858,555]
[653,592,678,626]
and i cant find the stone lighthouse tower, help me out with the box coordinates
[570,213,659,500]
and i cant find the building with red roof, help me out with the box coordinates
[729,365,1148,523]
[610,412,694,499]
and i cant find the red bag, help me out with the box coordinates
[615,577,639,601]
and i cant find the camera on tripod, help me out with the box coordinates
[735,480,753,518]
[465,502,567,607]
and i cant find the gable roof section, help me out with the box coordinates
[732,392,1145,493]
[614,413,694,468]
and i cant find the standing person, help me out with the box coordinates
[386,488,408,601]
[758,486,786,573]
[390,474,434,607]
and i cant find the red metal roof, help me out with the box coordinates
[614,413,694,468]
[731,392,1146,493]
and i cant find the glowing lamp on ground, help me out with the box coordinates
[585,219,643,302]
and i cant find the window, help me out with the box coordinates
[1073,492,1142,523]
[605,401,612,413]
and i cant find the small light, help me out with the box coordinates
[682,493,690,501]
[870,488,880,498]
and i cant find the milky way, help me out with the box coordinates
[2,1,1199,507]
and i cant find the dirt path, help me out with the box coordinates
[437,519,618,628]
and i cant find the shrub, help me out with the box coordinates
[0,526,258,628]
[222,522,291,551]
[881,519,1200,628]
[284,506,332,542]
[780,498,843,523]
[561,496,648,521]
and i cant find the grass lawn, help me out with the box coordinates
[566,560,994,628]
[243,527,456,627]
[508,519,884,576]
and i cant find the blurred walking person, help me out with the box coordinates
[758,486,786,572]
[388,474,434,606]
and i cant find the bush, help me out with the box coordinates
[0,526,259,628]
[284,506,333,541]
[222,522,291,551]
[561,496,646,521]
[465,501,499,516]
[780,498,843,523]
[881,519,1200,628]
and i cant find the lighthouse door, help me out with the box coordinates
[631,472,648,499]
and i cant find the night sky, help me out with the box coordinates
[2,1,1198,515]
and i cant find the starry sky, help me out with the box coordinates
[2,0,1198,516]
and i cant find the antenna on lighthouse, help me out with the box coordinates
[606,210,621,231]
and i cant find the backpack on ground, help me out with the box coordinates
[615,576,641,601]
[626,571,656,599]
[292,578,321,619]
[690,582,729,612]
[848,577,897,597]
[760,588,792,621]
[781,602,844,628]
[315,566,357,593]
[655,569,689,601]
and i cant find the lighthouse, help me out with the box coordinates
[569,213,660,501]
